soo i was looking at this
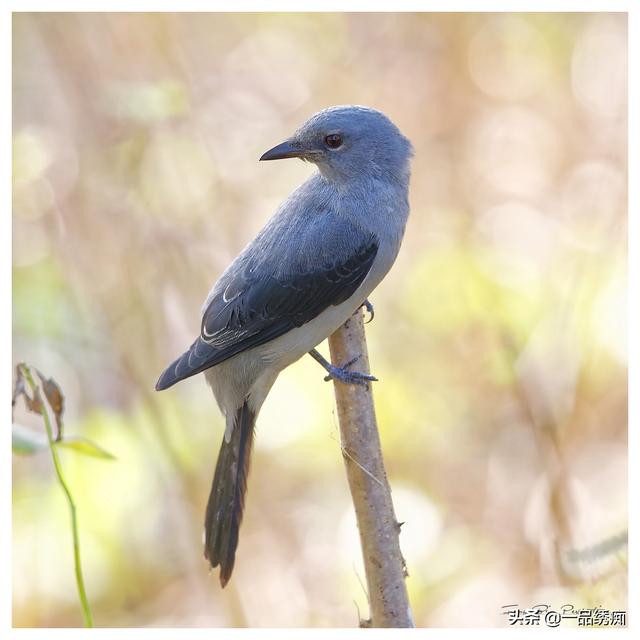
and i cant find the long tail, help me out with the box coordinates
[204,400,256,587]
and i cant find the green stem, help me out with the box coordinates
[20,364,94,628]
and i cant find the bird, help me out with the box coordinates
[155,105,413,587]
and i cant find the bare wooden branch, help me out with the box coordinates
[328,309,414,628]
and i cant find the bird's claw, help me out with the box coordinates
[360,299,375,323]
[323,355,378,386]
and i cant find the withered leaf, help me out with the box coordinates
[12,364,44,415]
[36,369,65,441]
[11,365,26,413]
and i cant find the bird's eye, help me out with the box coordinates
[324,134,343,149]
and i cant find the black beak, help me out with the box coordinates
[259,140,303,161]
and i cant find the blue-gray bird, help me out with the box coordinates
[156,105,413,586]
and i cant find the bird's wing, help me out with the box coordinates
[156,224,378,390]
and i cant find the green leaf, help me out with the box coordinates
[54,437,116,461]
[12,423,48,454]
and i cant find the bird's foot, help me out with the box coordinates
[323,355,378,386]
[308,348,378,386]
[360,299,375,323]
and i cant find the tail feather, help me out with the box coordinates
[204,400,255,587]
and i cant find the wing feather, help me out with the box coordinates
[155,236,377,390]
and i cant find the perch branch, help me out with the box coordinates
[327,309,414,628]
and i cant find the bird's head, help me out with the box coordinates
[260,105,413,183]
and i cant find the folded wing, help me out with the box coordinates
[156,230,377,390]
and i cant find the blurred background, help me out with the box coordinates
[12,12,627,628]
